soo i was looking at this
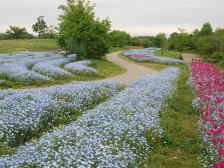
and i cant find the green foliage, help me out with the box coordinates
[130,37,143,46]
[109,30,131,47]
[169,28,189,57]
[32,16,48,38]
[154,33,168,55]
[196,35,219,54]
[57,0,111,60]
[142,39,152,48]
[0,26,34,40]
[199,22,213,36]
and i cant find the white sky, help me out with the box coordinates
[0,0,224,36]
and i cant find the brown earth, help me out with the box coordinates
[182,53,201,64]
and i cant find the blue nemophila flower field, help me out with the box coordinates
[0,81,122,147]
[122,48,185,64]
[0,67,179,167]
[0,51,96,84]
[65,60,96,73]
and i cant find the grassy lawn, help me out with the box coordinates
[145,65,202,168]
[155,50,180,59]
[110,46,143,52]
[0,39,59,53]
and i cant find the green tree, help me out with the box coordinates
[200,22,213,36]
[170,28,189,58]
[32,16,48,38]
[109,30,131,47]
[5,26,34,39]
[57,0,111,60]
[142,39,152,48]
[154,33,168,55]
[44,25,58,39]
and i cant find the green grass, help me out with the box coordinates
[144,65,202,168]
[0,39,59,53]
[155,50,180,59]
[0,58,126,89]
[110,46,143,52]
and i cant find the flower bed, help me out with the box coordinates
[0,52,69,84]
[190,62,224,167]
[0,51,96,84]
[32,58,73,79]
[0,67,179,167]
[122,48,185,64]
[0,81,122,147]
[64,60,96,73]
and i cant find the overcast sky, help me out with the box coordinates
[0,0,224,36]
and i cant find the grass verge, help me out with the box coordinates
[155,50,180,59]
[144,65,202,168]
[0,39,59,53]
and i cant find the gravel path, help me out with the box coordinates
[182,53,201,64]
[105,51,156,84]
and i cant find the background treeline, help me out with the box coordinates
[131,23,224,65]
[0,16,57,40]
[0,13,223,64]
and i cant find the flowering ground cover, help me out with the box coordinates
[64,60,97,74]
[122,48,185,64]
[0,81,122,147]
[0,67,179,167]
[0,51,96,85]
[190,62,224,167]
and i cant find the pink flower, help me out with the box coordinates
[220,136,224,144]
[218,147,224,156]
[212,138,218,146]
[219,160,224,168]
[213,162,219,168]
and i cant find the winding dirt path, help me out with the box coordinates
[105,51,156,84]
[182,53,201,64]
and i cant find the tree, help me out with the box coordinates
[170,28,189,58]
[57,0,111,60]
[142,39,152,48]
[5,26,34,39]
[200,22,213,36]
[32,16,47,38]
[44,25,58,39]
[154,33,168,55]
[109,30,131,47]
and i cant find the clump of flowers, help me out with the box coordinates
[122,48,185,64]
[0,51,96,84]
[190,62,224,167]
[0,67,179,167]
[64,60,96,73]
[0,80,122,147]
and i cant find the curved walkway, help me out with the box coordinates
[182,53,201,64]
[105,51,156,84]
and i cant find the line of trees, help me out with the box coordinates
[0,16,57,40]
[131,23,224,64]
[0,0,223,63]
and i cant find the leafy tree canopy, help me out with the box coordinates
[57,0,111,60]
